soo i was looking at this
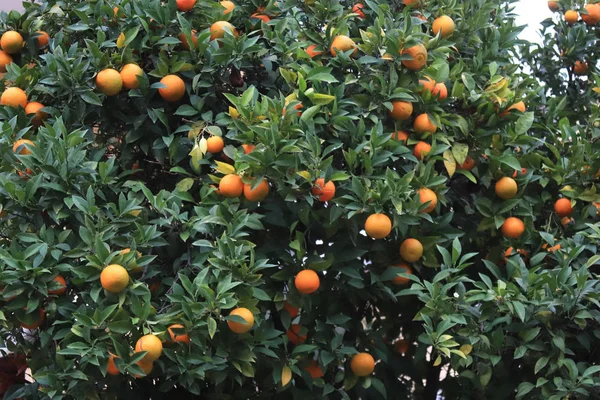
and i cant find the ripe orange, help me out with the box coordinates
[312,178,336,202]
[391,262,412,285]
[403,0,420,5]
[401,43,427,70]
[432,16,455,38]
[35,31,50,48]
[457,156,475,170]
[1,87,28,108]
[135,334,163,362]
[495,177,518,200]
[107,354,120,376]
[120,64,144,90]
[501,217,525,238]
[306,44,324,58]
[295,269,320,294]
[304,360,324,379]
[179,30,199,50]
[206,136,225,153]
[25,102,48,126]
[100,264,129,293]
[433,82,448,100]
[228,307,255,333]
[219,174,243,197]
[242,144,255,154]
[330,35,357,56]
[18,168,33,180]
[542,242,561,253]
[283,301,299,318]
[351,353,375,377]
[548,1,559,11]
[243,179,269,201]
[574,61,588,75]
[582,3,600,25]
[119,248,142,273]
[13,139,34,155]
[168,324,190,344]
[499,101,526,117]
[352,3,365,18]
[21,309,46,329]
[96,69,123,96]
[176,0,196,12]
[158,75,185,102]
[134,359,154,378]
[594,202,600,214]
[413,113,437,135]
[565,10,579,23]
[512,167,527,178]
[560,217,574,227]
[413,141,431,160]
[400,238,423,262]
[364,213,392,239]
[504,247,528,262]
[394,339,410,354]
[389,101,413,120]
[0,50,12,72]
[220,0,236,14]
[0,31,23,54]
[48,275,66,295]
[418,188,437,213]
[419,76,436,93]
[554,198,573,217]
[210,21,238,41]
[286,324,307,344]
[250,13,271,25]
[393,130,410,142]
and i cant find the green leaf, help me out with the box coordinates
[208,317,217,339]
[516,382,535,398]
[176,178,194,192]
[515,112,534,135]
[534,357,548,374]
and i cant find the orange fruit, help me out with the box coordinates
[512,167,527,178]
[18,168,33,180]
[96,69,123,96]
[100,264,129,293]
[119,248,142,273]
[413,113,437,135]
[401,43,427,70]
[120,64,144,90]
[13,139,34,155]
[251,13,271,25]
[158,75,185,102]
[504,247,528,262]
[400,238,423,262]
[134,359,154,378]
[210,21,238,41]
[393,130,410,142]
[176,0,197,12]
[220,0,236,14]
[306,44,324,58]
[548,1,559,11]
[295,269,320,294]
[219,174,243,197]
[228,307,255,333]
[35,31,50,48]
[107,354,120,376]
[135,334,163,362]
[418,188,437,213]
[1,87,28,108]
[594,202,600,214]
[242,144,255,153]
[286,324,307,344]
[574,61,588,75]
[389,101,413,120]
[565,10,579,23]
[542,242,562,253]
[0,50,13,72]
[330,35,357,56]
[413,141,431,160]
[243,178,269,201]
[432,15,455,38]
[304,360,324,379]
[351,353,375,377]
[25,102,48,126]
[499,101,526,117]
[312,178,336,202]
[20,308,45,329]
[179,30,199,50]
[206,136,225,153]
[364,213,392,239]
[457,156,475,170]
[391,262,412,285]
[403,0,420,5]
[554,198,573,217]
[168,324,190,344]
[419,76,436,93]
[283,301,299,318]
[495,177,518,200]
[394,339,410,354]
[582,3,600,25]
[501,217,525,238]
[48,275,66,295]
[560,217,574,227]
[0,31,23,54]
[433,83,448,100]
[352,3,365,18]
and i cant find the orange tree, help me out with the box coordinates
[1,0,600,399]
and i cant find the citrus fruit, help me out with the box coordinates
[1,87,28,108]
[286,324,307,344]
[548,1,558,11]
[250,13,271,25]
[0,31,24,54]
[574,61,588,75]
[495,177,518,200]
[100,264,129,293]
[283,301,299,318]
[48,275,66,295]
[120,64,144,90]
[96,69,123,96]
[158,75,185,102]
[242,144,255,153]
[179,30,199,50]
[228,307,254,333]
[401,43,427,70]
[413,141,431,160]
[135,334,163,362]
[220,0,236,14]
[457,156,475,170]
[399,238,423,262]
[352,3,365,18]
[168,324,190,344]
[561,216,574,226]
[504,247,528,262]
[219,174,243,197]
[176,0,197,12]
[35,31,50,48]
[134,360,153,378]
[350,353,375,377]
[295,270,320,294]
[0,50,13,72]
[20,308,45,329]
[306,44,323,58]
[418,188,437,213]
[25,102,48,126]
[330,35,357,56]
[206,136,225,153]
[243,179,269,201]
[389,101,413,120]
[413,113,437,135]
[554,198,573,217]
[393,130,410,142]
[210,21,237,41]
[432,16,455,38]
[501,217,525,238]
[13,139,34,155]
[304,360,324,378]
[107,354,120,376]
[312,178,335,202]
[565,10,579,23]
[391,263,412,285]
[582,3,600,25]
[364,213,392,239]
[394,339,410,354]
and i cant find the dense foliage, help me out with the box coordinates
[0,0,599,399]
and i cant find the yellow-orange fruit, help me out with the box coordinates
[364,213,392,239]
[100,264,129,293]
[548,1,559,11]
[305,360,324,378]
[283,301,299,318]
[565,10,579,23]
[48,275,66,295]
[25,102,48,126]
[96,69,123,96]
[206,136,225,153]
[210,21,237,41]
[135,334,163,362]
[554,198,573,217]
[389,101,413,120]
[107,354,120,375]
[352,3,366,18]
[228,307,254,333]
[413,113,437,135]
[399,238,423,262]
[13,139,34,155]
[306,44,324,58]
[501,217,525,238]
[413,141,431,160]
[0,50,13,72]
[432,16,455,38]
[243,179,269,201]
[351,353,375,377]
[219,174,243,197]
[168,324,190,344]
[120,64,144,90]
[176,0,197,12]
[330,35,357,56]
[35,31,50,48]
[158,75,185,102]
[0,31,24,54]
[312,178,335,202]
[1,87,28,108]
[295,270,320,294]
[391,262,412,285]
[393,130,410,142]
[495,177,518,200]
[179,30,199,50]
[286,324,307,344]
[418,188,437,213]
[582,3,600,25]
[220,0,236,14]
[574,61,588,75]
[401,43,427,70]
